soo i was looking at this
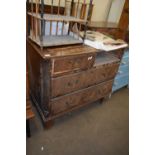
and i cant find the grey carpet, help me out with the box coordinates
[27,87,129,155]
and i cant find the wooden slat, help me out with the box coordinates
[76,0,80,17]
[58,0,61,15]
[27,12,86,22]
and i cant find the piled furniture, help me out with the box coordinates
[112,0,129,91]
[26,69,35,137]
[27,0,94,48]
[112,48,129,92]
[27,0,126,128]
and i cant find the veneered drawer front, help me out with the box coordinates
[51,80,113,115]
[51,53,95,77]
[51,63,119,97]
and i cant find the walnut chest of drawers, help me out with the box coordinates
[27,39,124,128]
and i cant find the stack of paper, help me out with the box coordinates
[80,31,128,51]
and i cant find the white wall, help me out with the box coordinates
[91,0,110,21]
[107,0,125,23]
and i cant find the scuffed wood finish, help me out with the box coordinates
[51,53,95,77]
[27,40,51,117]
[109,49,125,59]
[27,39,97,59]
[51,80,113,115]
[27,40,42,106]
[26,70,30,101]
[40,60,51,117]
[45,44,98,58]
[27,39,122,128]
[51,62,119,97]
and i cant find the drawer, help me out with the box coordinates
[51,53,96,77]
[116,65,129,78]
[51,63,119,97]
[112,74,129,92]
[51,80,113,115]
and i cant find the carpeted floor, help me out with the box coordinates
[27,87,129,155]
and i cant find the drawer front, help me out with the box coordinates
[51,80,113,115]
[112,74,129,92]
[51,63,119,97]
[51,53,95,77]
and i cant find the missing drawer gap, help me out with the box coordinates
[94,52,119,66]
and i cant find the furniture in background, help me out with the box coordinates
[112,48,129,92]
[26,102,35,137]
[83,0,129,92]
[81,21,119,39]
[26,0,94,48]
[115,0,129,41]
[82,0,129,41]
[26,69,35,137]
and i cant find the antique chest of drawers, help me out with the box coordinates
[27,39,125,128]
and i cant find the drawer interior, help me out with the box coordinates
[94,52,120,67]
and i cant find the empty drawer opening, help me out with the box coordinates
[94,52,119,67]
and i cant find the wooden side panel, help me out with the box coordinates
[26,70,30,101]
[40,60,51,117]
[27,40,51,117]
[51,63,119,97]
[27,41,41,105]
[51,53,96,77]
[51,80,113,115]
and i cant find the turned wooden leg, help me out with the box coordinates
[44,119,54,129]
[99,98,105,104]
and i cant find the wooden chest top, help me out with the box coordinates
[27,39,98,59]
